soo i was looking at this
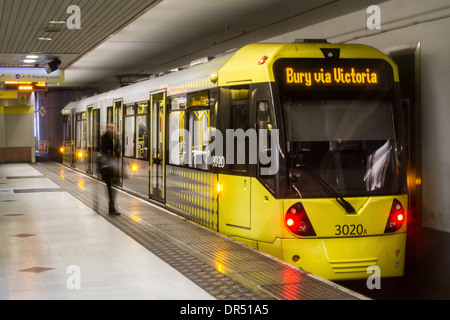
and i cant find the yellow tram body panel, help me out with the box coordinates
[218,175,284,245]
[282,195,407,280]
[218,175,407,280]
[282,233,406,280]
[218,42,400,85]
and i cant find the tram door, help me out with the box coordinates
[149,91,166,202]
[86,106,93,174]
[113,100,123,186]
[70,109,76,168]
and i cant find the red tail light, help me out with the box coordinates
[285,202,316,237]
[384,199,405,233]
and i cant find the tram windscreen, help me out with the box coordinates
[275,58,404,198]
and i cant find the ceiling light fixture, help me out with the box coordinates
[26,55,39,59]
[38,37,52,41]
[49,20,66,24]
[23,59,36,63]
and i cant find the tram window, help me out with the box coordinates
[136,102,148,160]
[124,105,135,158]
[168,92,211,170]
[106,107,113,125]
[168,96,187,165]
[257,100,275,192]
[125,105,135,115]
[170,96,187,110]
[168,110,186,165]
[189,109,210,170]
[229,87,250,173]
[258,101,272,154]
[76,113,81,148]
[76,112,86,149]
[122,102,149,160]
[93,109,100,151]
[63,115,70,142]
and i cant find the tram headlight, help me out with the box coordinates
[384,199,405,233]
[285,202,316,237]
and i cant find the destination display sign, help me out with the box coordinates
[274,58,393,96]
[285,66,379,86]
[4,81,47,91]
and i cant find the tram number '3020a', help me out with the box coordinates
[335,224,367,236]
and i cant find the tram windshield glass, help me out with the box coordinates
[282,98,402,198]
[275,58,404,198]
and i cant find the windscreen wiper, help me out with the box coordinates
[298,163,356,214]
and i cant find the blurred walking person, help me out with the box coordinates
[99,124,120,215]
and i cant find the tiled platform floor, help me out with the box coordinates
[0,163,214,300]
[1,162,366,301]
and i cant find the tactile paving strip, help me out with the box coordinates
[32,162,363,300]
[13,187,65,193]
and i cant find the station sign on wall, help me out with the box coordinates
[0,68,64,83]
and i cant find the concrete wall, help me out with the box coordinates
[265,0,450,232]
[0,93,35,163]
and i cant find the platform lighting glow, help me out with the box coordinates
[23,59,36,63]
[217,263,225,273]
[26,55,39,59]
[131,164,138,173]
[6,81,32,84]
[216,182,223,193]
[78,152,83,158]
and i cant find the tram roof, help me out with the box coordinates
[62,42,398,114]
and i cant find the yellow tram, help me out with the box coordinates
[62,42,407,280]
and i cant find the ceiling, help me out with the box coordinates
[0,0,387,90]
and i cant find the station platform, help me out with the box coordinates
[0,162,366,300]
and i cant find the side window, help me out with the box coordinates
[106,106,113,125]
[76,112,86,149]
[136,102,148,160]
[188,91,210,170]
[189,109,210,169]
[124,104,135,158]
[93,109,100,152]
[122,102,148,160]
[257,100,275,192]
[168,91,211,170]
[63,115,70,142]
[258,100,272,156]
[168,96,187,165]
[229,86,250,173]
